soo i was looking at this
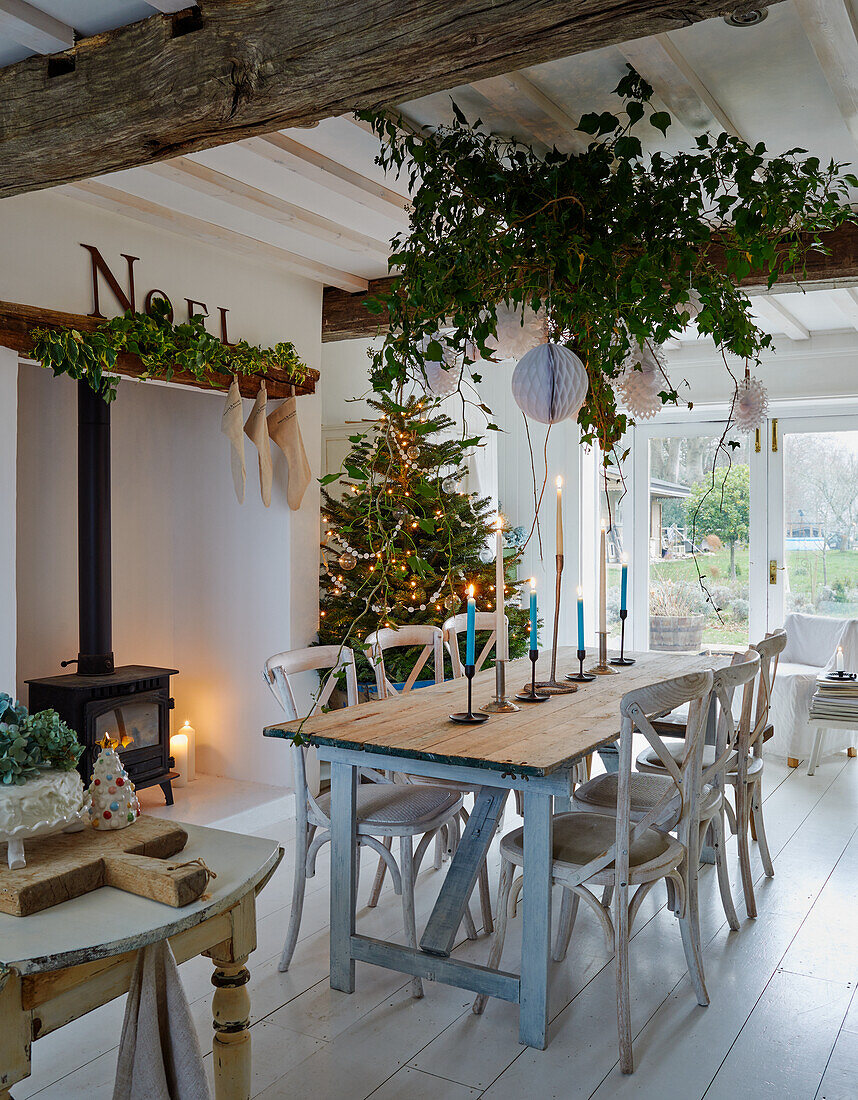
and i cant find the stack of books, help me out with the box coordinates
[809,672,858,722]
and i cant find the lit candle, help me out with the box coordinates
[620,556,628,613]
[577,584,585,651]
[170,732,189,789]
[599,521,607,634]
[178,719,196,781]
[529,577,538,651]
[836,645,844,673]
[555,475,563,557]
[466,584,476,666]
[495,516,508,661]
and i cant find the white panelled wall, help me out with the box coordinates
[2,189,323,788]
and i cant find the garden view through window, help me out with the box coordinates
[648,433,751,649]
[783,431,858,622]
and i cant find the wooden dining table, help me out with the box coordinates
[266,646,722,1051]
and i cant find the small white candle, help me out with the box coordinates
[495,515,508,661]
[555,476,563,557]
[836,645,844,673]
[178,719,196,781]
[170,732,189,788]
[599,520,607,633]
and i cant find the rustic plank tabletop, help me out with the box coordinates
[265,647,724,776]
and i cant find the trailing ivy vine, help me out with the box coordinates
[360,67,858,462]
[31,297,309,402]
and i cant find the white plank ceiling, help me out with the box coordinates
[4,2,858,339]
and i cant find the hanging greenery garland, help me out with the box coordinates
[30,297,309,402]
[359,67,857,461]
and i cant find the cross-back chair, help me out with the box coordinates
[475,670,715,1075]
[442,612,508,678]
[363,624,494,935]
[263,645,465,994]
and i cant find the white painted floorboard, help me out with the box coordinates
[17,750,858,1100]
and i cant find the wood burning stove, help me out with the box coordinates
[26,383,176,802]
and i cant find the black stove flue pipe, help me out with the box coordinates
[76,381,115,674]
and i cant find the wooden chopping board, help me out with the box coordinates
[0,816,209,916]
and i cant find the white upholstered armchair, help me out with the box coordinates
[769,612,858,765]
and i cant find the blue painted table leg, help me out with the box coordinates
[519,790,553,1049]
[330,761,357,993]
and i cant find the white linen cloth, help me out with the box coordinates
[268,388,311,511]
[768,612,858,760]
[221,378,246,504]
[244,381,272,507]
[113,940,210,1100]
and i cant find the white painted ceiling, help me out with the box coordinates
[3,2,858,341]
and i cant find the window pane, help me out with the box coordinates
[784,431,858,620]
[649,433,750,650]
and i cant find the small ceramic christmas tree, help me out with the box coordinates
[87,735,140,830]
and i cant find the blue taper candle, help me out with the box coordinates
[466,584,476,665]
[529,578,538,650]
[620,560,628,612]
[576,584,585,650]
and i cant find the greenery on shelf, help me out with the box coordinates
[0,693,83,785]
[31,297,309,403]
[317,394,531,682]
[360,68,857,462]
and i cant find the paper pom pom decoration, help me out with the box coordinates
[511,343,589,424]
[487,305,548,361]
[678,290,703,324]
[733,373,768,432]
[417,336,460,397]
[615,341,665,420]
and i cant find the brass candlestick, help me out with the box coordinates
[534,553,577,695]
[588,630,619,675]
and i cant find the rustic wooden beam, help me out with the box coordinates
[0,1,783,200]
[0,299,318,398]
[321,224,858,341]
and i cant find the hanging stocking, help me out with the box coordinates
[244,380,272,507]
[221,376,245,504]
[268,387,311,510]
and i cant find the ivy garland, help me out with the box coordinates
[31,297,309,402]
[360,68,858,462]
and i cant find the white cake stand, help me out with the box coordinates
[2,804,89,869]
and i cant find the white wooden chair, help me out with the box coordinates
[263,645,465,995]
[442,612,506,678]
[575,652,760,941]
[637,631,785,918]
[474,670,715,1075]
[364,625,493,935]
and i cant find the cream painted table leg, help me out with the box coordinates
[0,968,30,1098]
[207,894,257,1100]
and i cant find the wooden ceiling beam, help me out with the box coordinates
[795,0,858,149]
[145,157,392,260]
[0,299,318,398]
[0,0,781,199]
[751,295,810,341]
[61,179,369,293]
[321,223,858,341]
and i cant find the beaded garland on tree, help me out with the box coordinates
[318,394,531,682]
[86,735,140,830]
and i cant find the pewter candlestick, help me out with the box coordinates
[484,658,520,713]
[534,553,577,695]
[589,630,619,675]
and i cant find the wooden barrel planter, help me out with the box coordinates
[649,614,705,652]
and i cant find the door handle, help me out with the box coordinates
[769,560,784,584]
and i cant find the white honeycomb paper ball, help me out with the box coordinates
[733,374,768,432]
[511,343,589,424]
[616,341,665,420]
[417,336,460,398]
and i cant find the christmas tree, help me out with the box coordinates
[86,736,140,830]
[318,394,530,683]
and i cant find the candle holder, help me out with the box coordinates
[449,664,490,723]
[484,659,520,713]
[516,649,549,702]
[533,553,578,695]
[610,609,636,666]
[567,649,595,683]
[588,631,619,675]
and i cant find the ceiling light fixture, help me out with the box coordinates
[724,7,768,26]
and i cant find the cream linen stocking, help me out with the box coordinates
[221,376,245,503]
[268,388,311,510]
[244,380,272,507]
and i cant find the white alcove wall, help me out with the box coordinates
[4,189,323,788]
